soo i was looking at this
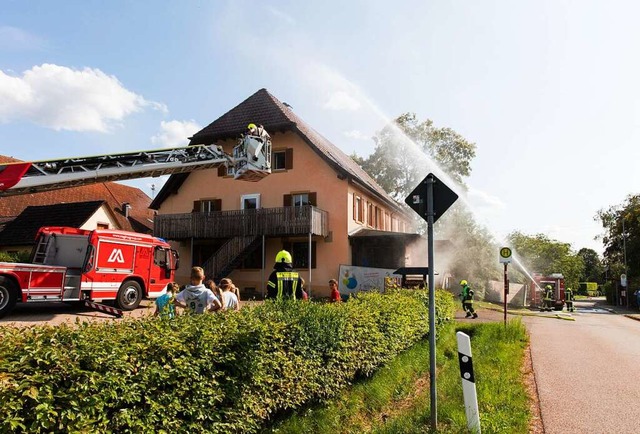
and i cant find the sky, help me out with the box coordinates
[1,0,639,255]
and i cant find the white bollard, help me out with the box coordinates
[457,331,481,433]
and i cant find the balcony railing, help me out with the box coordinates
[154,206,329,240]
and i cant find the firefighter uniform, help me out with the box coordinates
[459,280,478,319]
[267,250,304,300]
[565,288,575,312]
[541,285,554,311]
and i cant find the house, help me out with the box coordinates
[0,154,155,254]
[151,89,424,298]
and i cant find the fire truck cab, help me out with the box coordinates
[0,226,179,318]
[530,273,565,311]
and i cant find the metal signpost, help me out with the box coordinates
[405,173,458,431]
[499,247,512,326]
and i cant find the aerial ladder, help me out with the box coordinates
[0,133,272,196]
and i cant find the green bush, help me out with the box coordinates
[0,289,456,433]
[0,250,31,263]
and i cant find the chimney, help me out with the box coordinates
[122,202,131,218]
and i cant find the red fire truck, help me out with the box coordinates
[0,134,272,318]
[530,273,565,311]
[0,226,179,318]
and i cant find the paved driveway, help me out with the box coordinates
[0,300,156,327]
[524,299,640,433]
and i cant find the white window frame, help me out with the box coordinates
[241,193,261,210]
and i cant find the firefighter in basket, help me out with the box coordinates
[243,123,270,161]
[459,279,478,319]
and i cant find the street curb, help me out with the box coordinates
[623,314,640,322]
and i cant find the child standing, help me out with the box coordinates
[155,282,178,319]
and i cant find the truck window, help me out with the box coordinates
[154,247,168,267]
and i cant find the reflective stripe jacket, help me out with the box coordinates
[267,263,304,299]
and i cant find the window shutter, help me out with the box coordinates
[213,199,222,211]
[285,148,294,170]
[283,194,292,207]
[192,200,201,213]
[217,165,226,177]
[309,192,317,206]
[352,193,356,221]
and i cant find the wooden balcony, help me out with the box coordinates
[154,206,329,240]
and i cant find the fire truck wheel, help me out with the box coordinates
[116,280,142,311]
[0,277,18,319]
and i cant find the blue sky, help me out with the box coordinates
[2,0,639,254]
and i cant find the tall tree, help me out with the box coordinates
[352,113,476,200]
[596,194,640,281]
[576,248,604,283]
[507,231,584,290]
[353,113,501,292]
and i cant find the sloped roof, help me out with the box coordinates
[153,88,408,215]
[0,201,104,246]
[0,157,154,233]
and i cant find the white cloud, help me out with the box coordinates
[0,26,45,50]
[343,129,370,140]
[0,64,166,132]
[151,120,202,147]
[323,90,362,111]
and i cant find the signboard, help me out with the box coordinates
[405,173,458,224]
[621,274,627,287]
[338,265,402,296]
[499,247,512,264]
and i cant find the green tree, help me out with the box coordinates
[507,231,584,290]
[596,194,640,281]
[352,113,476,200]
[576,248,604,283]
[353,114,499,294]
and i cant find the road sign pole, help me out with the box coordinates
[405,172,458,433]
[503,263,508,326]
[426,175,437,431]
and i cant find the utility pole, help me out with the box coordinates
[622,217,628,308]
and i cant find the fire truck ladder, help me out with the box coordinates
[0,144,233,196]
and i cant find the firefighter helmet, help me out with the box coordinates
[275,250,292,264]
[545,285,552,290]
[460,279,468,286]
[247,123,257,130]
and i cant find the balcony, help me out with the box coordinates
[154,205,329,240]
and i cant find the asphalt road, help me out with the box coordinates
[523,298,640,434]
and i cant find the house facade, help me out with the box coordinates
[151,89,422,298]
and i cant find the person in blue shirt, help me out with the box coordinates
[155,282,178,319]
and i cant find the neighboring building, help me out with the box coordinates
[0,201,117,253]
[0,155,155,253]
[151,88,424,298]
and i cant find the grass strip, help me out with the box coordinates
[270,319,530,434]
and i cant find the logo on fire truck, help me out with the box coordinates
[107,248,125,263]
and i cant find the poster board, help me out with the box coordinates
[338,264,402,297]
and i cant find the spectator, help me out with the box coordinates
[155,282,178,319]
[300,277,309,301]
[205,279,223,312]
[175,266,219,314]
[219,278,240,311]
[329,279,341,303]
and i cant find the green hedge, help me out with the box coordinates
[0,289,455,433]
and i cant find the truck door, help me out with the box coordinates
[148,246,172,296]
